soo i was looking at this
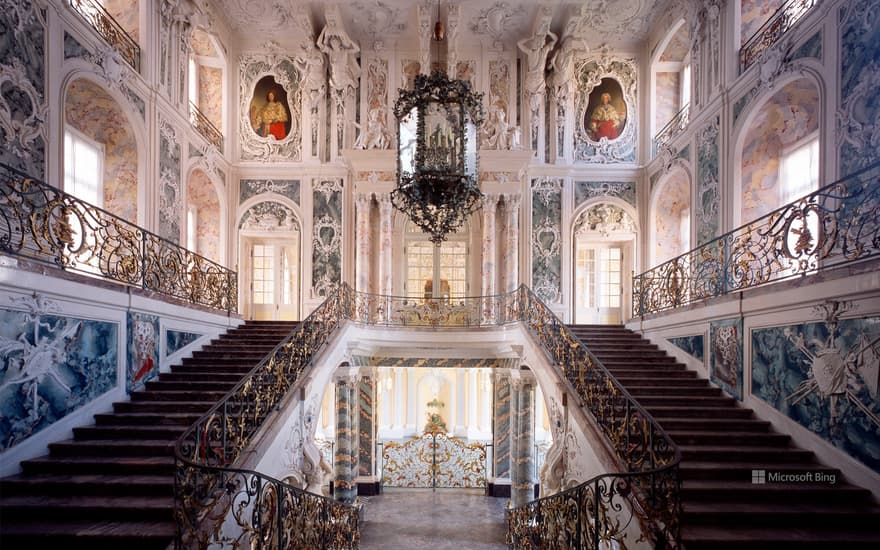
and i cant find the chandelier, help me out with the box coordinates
[391,16,484,244]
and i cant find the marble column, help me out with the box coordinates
[510,370,535,507]
[355,193,372,293]
[481,194,498,321]
[503,194,521,293]
[333,370,359,504]
[492,369,512,480]
[358,371,376,478]
[378,193,394,296]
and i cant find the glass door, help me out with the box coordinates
[575,243,623,324]
[247,239,298,320]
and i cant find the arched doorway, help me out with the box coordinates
[237,200,301,320]
[572,202,638,324]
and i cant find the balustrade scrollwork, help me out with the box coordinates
[652,103,689,157]
[68,0,141,71]
[634,161,880,316]
[189,101,224,151]
[0,163,236,312]
[740,0,818,72]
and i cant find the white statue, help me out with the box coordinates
[549,36,588,102]
[353,107,391,149]
[483,103,521,150]
[295,39,326,109]
[317,16,360,96]
[517,25,558,113]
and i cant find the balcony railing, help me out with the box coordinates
[652,103,689,158]
[189,102,224,151]
[0,162,237,312]
[174,283,681,548]
[633,160,880,317]
[68,0,140,71]
[740,0,818,73]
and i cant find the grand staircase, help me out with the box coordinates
[0,320,299,549]
[567,324,880,549]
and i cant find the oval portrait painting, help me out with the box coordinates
[584,78,627,142]
[249,75,292,140]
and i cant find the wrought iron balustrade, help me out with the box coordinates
[740,0,818,73]
[68,0,140,71]
[509,286,681,549]
[633,161,880,317]
[344,289,522,328]
[652,103,689,157]
[0,163,236,312]
[175,285,358,549]
[189,101,224,151]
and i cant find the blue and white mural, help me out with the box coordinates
[312,179,343,297]
[240,179,300,205]
[574,181,636,208]
[0,295,117,451]
[127,312,159,393]
[531,178,562,303]
[710,318,743,400]
[668,334,705,362]
[165,329,202,357]
[752,307,880,474]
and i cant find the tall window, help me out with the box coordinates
[780,133,819,204]
[186,204,198,252]
[405,222,469,299]
[680,62,691,108]
[64,127,104,206]
[251,244,274,304]
[188,57,198,107]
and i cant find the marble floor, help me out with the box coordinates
[359,488,509,549]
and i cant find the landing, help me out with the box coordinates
[359,488,508,549]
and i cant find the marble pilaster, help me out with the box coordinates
[492,370,511,479]
[481,194,499,320]
[358,372,376,477]
[503,194,521,293]
[355,193,372,292]
[378,193,393,296]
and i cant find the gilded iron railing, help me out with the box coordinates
[0,163,237,312]
[189,101,224,151]
[344,289,522,327]
[508,286,680,549]
[68,0,140,71]
[380,427,488,488]
[652,103,689,157]
[740,0,818,73]
[174,285,359,549]
[633,160,880,317]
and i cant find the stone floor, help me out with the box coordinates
[359,488,509,549]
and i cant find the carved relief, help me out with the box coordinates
[531,178,563,303]
[239,201,300,232]
[573,203,636,237]
[470,1,526,49]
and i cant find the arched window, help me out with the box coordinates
[405,221,470,300]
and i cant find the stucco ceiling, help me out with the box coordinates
[209,0,666,51]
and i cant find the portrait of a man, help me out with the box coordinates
[585,78,627,141]
[249,76,292,140]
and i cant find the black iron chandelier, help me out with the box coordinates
[391,16,484,244]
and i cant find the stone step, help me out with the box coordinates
[678,461,841,481]
[650,418,771,432]
[48,439,174,457]
[633,395,736,408]
[130,390,228,402]
[0,473,173,497]
[678,445,814,463]
[73,424,188,441]
[20,456,175,477]
[667,430,791,446]
[0,520,176,549]
[158,372,246,383]
[624,386,722,397]
[190,350,271,360]
[144,379,235,392]
[0,494,173,521]
[170,364,254,374]
[608,368,697,378]
[681,479,872,503]
[94,411,201,426]
[647,406,754,419]
[113,400,217,413]
[681,525,880,549]
[612,377,708,387]
[683,500,880,527]
[180,356,263,366]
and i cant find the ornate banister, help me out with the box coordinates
[68,0,141,71]
[0,162,236,312]
[652,103,689,157]
[633,160,880,317]
[189,101,224,151]
[740,0,818,73]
